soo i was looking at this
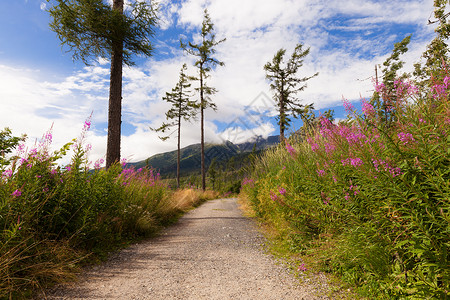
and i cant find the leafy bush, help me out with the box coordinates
[0,119,214,298]
[242,69,450,298]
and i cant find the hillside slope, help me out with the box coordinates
[130,135,279,177]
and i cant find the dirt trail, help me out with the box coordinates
[41,198,329,299]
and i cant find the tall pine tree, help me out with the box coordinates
[153,63,197,188]
[264,43,318,142]
[181,9,225,191]
[47,0,157,168]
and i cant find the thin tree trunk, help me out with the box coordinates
[177,113,181,189]
[279,83,286,143]
[200,69,206,191]
[106,0,124,169]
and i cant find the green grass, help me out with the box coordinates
[241,69,450,299]
[0,121,218,299]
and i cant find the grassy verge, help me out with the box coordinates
[240,68,449,298]
[0,120,218,299]
[238,194,360,299]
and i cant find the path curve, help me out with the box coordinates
[41,198,329,299]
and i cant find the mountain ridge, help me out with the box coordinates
[129,135,280,177]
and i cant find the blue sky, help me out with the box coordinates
[0,0,439,164]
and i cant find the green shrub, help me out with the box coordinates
[242,69,450,298]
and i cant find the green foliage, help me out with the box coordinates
[0,121,177,298]
[0,128,26,171]
[264,43,318,140]
[152,63,197,188]
[180,9,225,111]
[181,9,226,190]
[243,61,450,298]
[47,0,158,65]
[153,63,197,139]
[372,35,411,128]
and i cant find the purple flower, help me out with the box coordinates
[242,178,255,186]
[298,263,307,272]
[278,187,286,195]
[94,158,105,169]
[11,189,22,197]
[285,141,296,157]
[316,169,325,177]
[343,99,355,114]
[397,132,415,145]
[84,120,91,131]
[121,158,127,167]
[2,169,12,178]
[350,157,363,168]
[270,191,278,201]
[362,99,375,116]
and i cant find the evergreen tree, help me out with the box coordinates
[372,35,411,127]
[181,9,225,191]
[208,157,218,190]
[0,128,26,171]
[152,63,197,188]
[264,43,318,142]
[414,0,450,84]
[47,0,157,168]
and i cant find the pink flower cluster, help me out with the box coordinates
[397,132,415,145]
[285,142,296,157]
[242,177,255,187]
[372,159,403,177]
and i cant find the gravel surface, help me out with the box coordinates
[40,198,330,299]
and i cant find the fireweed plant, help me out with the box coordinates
[242,69,449,298]
[0,118,206,298]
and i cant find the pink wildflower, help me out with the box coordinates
[397,132,415,145]
[278,187,286,195]
[121,158,128,167]
[2,169,12,178]
[350,157,363,168]
[343,99,355,114]
[361,99,375,116]
[298,264,308,272]
[11,189,22,197]
[270,191,278,201]
[285,142,296,157]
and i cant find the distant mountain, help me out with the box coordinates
[129,135,279,177]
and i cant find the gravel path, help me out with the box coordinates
[41,198,330,299]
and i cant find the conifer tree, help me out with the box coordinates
[0,128,26,171]
[371,35,411,127]
[181,9,225,191]
[47,0,157,168]
[153,64,196,188]
[264,44,318,142]
[414,0,450,84]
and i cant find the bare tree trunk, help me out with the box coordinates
[279,83,286,143]
[200,69,206,191]
[106,0,124,169]
[177,114,181,189]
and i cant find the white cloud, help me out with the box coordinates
[0,0,440,165]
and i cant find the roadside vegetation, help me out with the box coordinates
[0,120,217,299]
[241,57,450,300]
